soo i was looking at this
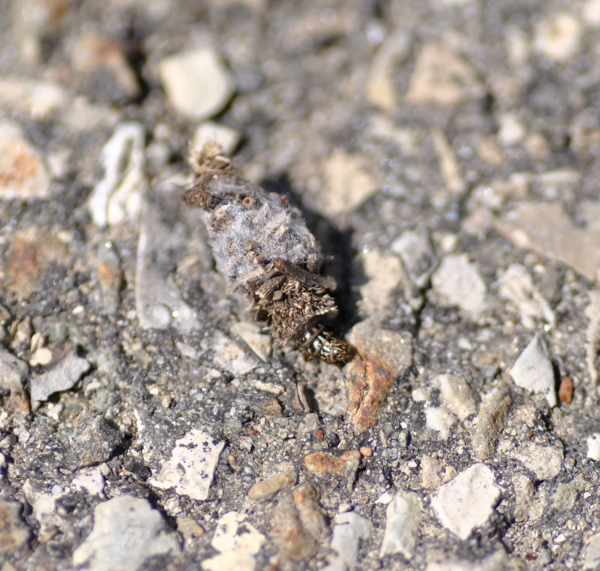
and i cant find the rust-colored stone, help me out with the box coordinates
[345,353,395,434]
[304,450,361,489]
[558,376,573,404]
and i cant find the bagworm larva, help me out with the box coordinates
[182,142,355,366]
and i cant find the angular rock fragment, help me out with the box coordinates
[0,501,30,555]
[30,350,90,408]
[211,331,258,375]
[247,468,296,502]
[510,333,557,407]
[0,349,29,415]
[202,511,265,571]
[160,47,235,120]
[67,416,125,468]
[324,512,373,571]
[0,121,50,199]
[149,429,224,501]
[431,463,501,540]
[271,483,327,565]
[359,250,404,315]
[73,496,180,571]
[472,385,512,461]
[304,451,361,489]
[391,228,438,289]
[379,489,421,559]
[433,374,478,421]
[511,442,563,480]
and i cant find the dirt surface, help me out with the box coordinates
[1,1,600,570]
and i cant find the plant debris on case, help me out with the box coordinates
[182,142,356,366]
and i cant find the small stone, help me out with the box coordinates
[432,129,465,196]
[0,77,69,119]
[69,416,125,468]
[583,533,600,570]
[231,321,272,361]
[348,319,413,379]
[379,489,421,559]
[0,349,29,415]
[248,469,297,502]
[211,331,258,376]
[585,290,600,384]
[177,517,205,541]
[433,374,478,421]
[534,12,582,62]
[29,347,52,367]
[510,333,557,407]
[365,29,411,112]
[88,122,146,228]
[271,484,326,565]
[584,0,600,26]
[426,549,507,571]
[71,469,105,496]
[359,250,404,315]
[71,33,140,102]
[320,149,378,216]
[135,189,200,331]
[202,511,265,571]
[498,264,555,329]
[0,121,50,199]
[0,501,30,555]
[432,254,488,318]
[304,451,361,489]
[360,447,373,457]
[512,473,535,522]
[424,406,456,440]
[587,434,600,461]
[498,113,526,146]
[252,380,284,395]
[495,201,600,283]
[30,350,90,408]
[472,385,512,461]
[511,442,563,480]
[406,43,484,106]
[391,228,438,289]
[72,496,180,571]
[324,512,373,571]
[193,122,241,156]
[160,47,235,120]
[149,429,224,501]
[95,242,123,316]
[431,463,501,540]
[558,376,573,404]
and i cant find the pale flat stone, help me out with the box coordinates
[73,496,180,571]
[432,129,465,195]
[406,43,484,106]
[425,406,456,440]
[583,533,600,570]
[431,463,501,540]
[359,250,403,315]
[365,29,411,112]
[511,442,563,480]
[534,12,582,62]
[0,121,50,199]
[433,374,478,421]
[149,429,224,500]
[587,434,600,461]
[427,549,507,571]
[496,201,600,283]
[247,469,296,502]
[160,47,235,120]
[231,321,272,361]
[203,511,265,571]
[391,228,438,289]
[211,331,258,375]
[585,291,600,384]
[193,121,241,156]
[321,149,378,216]
[379,489,421,559]
[432,254,488,318]
[71,469,105,497]
[498,264,555,329]
[0,77,69,119]
[88,122,146,228]
[30,351,91,407]
[510,333,557,407]
[324,512,373,571]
